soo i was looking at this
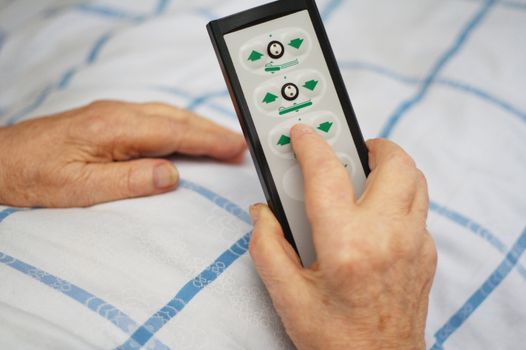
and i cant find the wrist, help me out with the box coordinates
[303,311,426,350]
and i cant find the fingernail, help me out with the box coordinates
[249,204,262,224]
[153,163,179,189]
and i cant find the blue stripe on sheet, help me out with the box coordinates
[379,0,497,138]
[6,84,54,125]
[0,251,171,350]
[86,31,113,64]
[179,179,252,226]
[116,231,252,350]
[320,0,343,21]
[186,90,229,112]
[151,85,236,119]
[469,0,526,11]
[0,208,24,223]
[74,3,146,22]
[438,79,526,124]
[4,0,171,125]
[116,178,252,349]
[58,67,79,90]
[340,60,526,125]
[194,7,217,21]
[430,227,526,349]
[429,201,526,281]
[155,0,171,15]
[340,60,421,85]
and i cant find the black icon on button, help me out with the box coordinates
[281,83,299,101]
[267,40,285,59]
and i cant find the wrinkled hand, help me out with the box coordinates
[249,124,437,350]
[0,101,246,207]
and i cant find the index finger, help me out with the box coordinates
[83,101,247,161]
[290,124,356,230]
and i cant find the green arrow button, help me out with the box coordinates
[289,38,304,49]
[262,92,278,104]
[317,121,333,133]
[303,80,318,91]
[277,135,291,146]
[248,50,263,62]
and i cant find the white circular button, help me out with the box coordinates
[283,165,305,201]
[267,41,285,59]
[282,83,299,101]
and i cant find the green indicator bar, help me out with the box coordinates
[248,50,263,62]
[278,100,313,115]
[277,135,291,146]
[264,59,298,73]
[317,121,333,133]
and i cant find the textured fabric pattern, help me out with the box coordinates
[0,0,525,349]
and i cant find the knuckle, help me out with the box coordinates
[124,165,142,197]
[143,101,176,110]
[77,101,131,141]
[422,233,438,267]
[248,229,263,257]
[416,169,428,189]
[168,115,190,146]
[334,236,391,273]
[87,99,122,111]
[386,230,419,260]
[385,150,416,171]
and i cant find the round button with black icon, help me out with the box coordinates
[281,83,299,101]
[267,40,285,59]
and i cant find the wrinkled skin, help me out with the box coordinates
[249,124,437,350]
[0,100,246,207]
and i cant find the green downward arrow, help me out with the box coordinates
[288,38,304,49]
[262,92,278,104]
[248,50,263,62]
[317,121,333,133]
[277,135,291,146]
[303,80,318,91]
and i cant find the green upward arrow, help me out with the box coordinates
[248,50,263,62]
[262,92,278,104]
[277,135,291,146]
[303,80,318,91]
[317,121,333,133]
[289,38,304,49]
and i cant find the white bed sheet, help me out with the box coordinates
[1,0,525,349]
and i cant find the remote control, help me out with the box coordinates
[207,0,369,266]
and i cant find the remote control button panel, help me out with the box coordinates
[225,10,366,266]
[239,28,311,75]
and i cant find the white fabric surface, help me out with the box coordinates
[0,0,525,349]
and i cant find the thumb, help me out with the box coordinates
[249,204,305,306]
[80,159,179,206]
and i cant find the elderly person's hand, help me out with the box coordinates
[0,101,246,207]
[249,124,437,350]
